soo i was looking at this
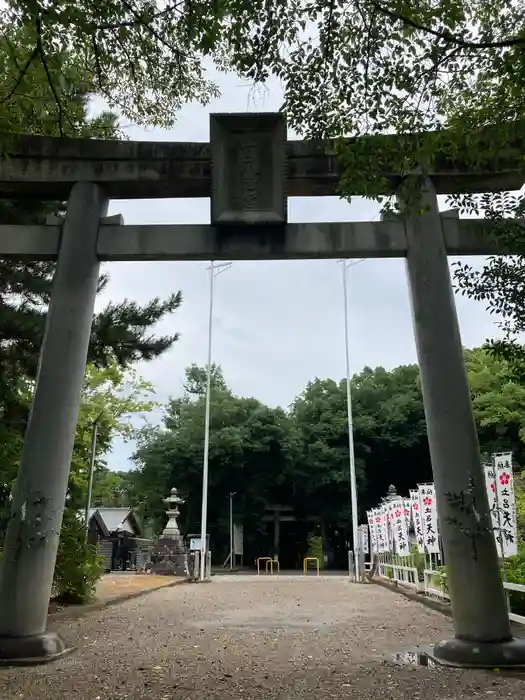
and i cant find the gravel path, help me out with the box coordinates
[1,575,524,699]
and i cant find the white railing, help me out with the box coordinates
[504,581,525,625]
[377,554,421,591]
[423,568,449,600]
[375,554,525,626]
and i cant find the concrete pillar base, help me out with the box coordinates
[0,631,73,666]
[431,636,525,669]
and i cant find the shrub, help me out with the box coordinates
[306,534,323,569]
[52,509,104,605]
[436,555,525,614]
[409,546,426,582]
[430,565,448,593]
[503,551,525,617]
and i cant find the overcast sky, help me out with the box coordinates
[97,68,504,472]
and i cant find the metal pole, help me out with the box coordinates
[340,260,361,582]
[84,418,100,542]
[199,261,232,582]
[229,491,236,570]
[200,262,215,582]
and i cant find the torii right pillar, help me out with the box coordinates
[400,176,525,668]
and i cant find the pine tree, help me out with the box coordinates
[0,28,183,478]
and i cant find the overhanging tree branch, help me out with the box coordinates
[370,0,525,49]
[34,12,71,136]
[0,44,37,105]
[120,0,186,64]
[96,0,184,31]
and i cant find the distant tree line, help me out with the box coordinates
[125,349,525,568]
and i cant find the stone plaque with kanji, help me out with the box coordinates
[210,112,287,226]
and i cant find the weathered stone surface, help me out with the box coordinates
[0,183,107,652]
[149,488,188,577]
[0,120,523,199]
[149,547,188,577]
[432,636,525,668]
[0,216,508,262]
[0,631,71,666]
[210,113,287,226]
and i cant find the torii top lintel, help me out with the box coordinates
[0,112,522,208]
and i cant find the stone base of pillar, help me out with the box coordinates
[430,636,525,669]
[0,632,73,666]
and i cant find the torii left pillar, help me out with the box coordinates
[0,182,108,664]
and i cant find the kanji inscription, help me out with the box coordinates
[210,112,287,226]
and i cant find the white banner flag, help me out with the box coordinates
[484,463,503,557]
[380,505,391,552]
[360,525,370,554]
[410,489,425,553]
[375,508,388,553]
[366,510,378,554]
[494,453,518,558]
[388,501,396,552]
[233,523,243,555]
[391,498,411,556]
[403,498,412,530]
[386,501,394,552]
[418,483,440,554]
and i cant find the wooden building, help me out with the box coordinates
[85,507,152,572]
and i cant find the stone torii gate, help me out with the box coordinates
[0,113,524,667]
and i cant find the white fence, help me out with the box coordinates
[377,553,420,590]
[504,581,525,625]
[375,553,525,625]
[422,567,449,600]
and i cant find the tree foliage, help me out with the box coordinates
[2,3,525,362]
[466,347,525,465]
[0,24,185,601]
[133,365,299,557]
[6,1,521,139]
[0,23,120,137]
[0,360,157,539]
[1,1,221,132]
[130,348,524,567]
[0,24,184,484]
[0,360,157,603]
[66,360,158,511]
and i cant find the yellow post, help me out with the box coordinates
[256,557,273,576]
[264,559,280,575]
[303,557,320,576]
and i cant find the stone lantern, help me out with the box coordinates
[150,487,188,576]
[161,487,184,539]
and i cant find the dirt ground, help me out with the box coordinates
[48,573,182,615]
[95,574,183,603]
[2,575,525,699]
